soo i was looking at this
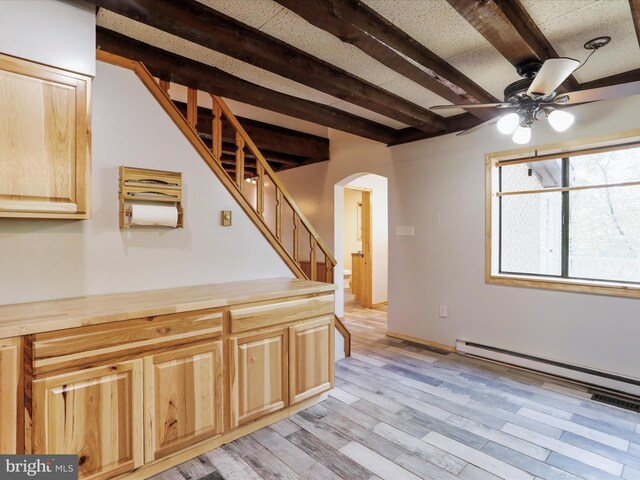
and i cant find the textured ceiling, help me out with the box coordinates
[522,0,640,83]
[97,0,640,132]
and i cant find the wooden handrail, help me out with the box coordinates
[212,95,337,267]
[96,49,349,356]
[335,315,351,357]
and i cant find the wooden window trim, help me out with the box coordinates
[485,128,640,299]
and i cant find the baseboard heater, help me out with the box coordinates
[456,340,640,398]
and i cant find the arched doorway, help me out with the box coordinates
[334,173,388,321]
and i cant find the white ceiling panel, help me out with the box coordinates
[198,0,402,87]
[447,46,521,101]
[329,101,409,129]
[97,10,337,105]
[519,0,601,26]
[522,0,640,83]
[378,76,459,117]
[258,8,402,86]
[362,0,489,60]
[197,0,285,29]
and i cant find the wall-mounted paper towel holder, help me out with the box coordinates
[119,166,184,228]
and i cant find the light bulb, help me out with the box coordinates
[548,109,574,132]
[497,113,520,134]
[512,126,531,144]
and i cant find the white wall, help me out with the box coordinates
[0,61,292,305]
[346,175,388,306]
[0,0,96,76]
[388,95,640,380]
[279,97,640,379]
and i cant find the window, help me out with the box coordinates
[488,139,640,297]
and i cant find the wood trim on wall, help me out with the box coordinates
[485,128,640,299]
[361,190,373,308]
[385,331,456,353]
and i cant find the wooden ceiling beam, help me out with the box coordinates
[447,0,579,92]
[577,68,640,90]
[275,0,497,121]
[630,0,640,49]
[389,110,483,146]
[90,0,447,133]
[96,28,397,144]
[174,101,329,161]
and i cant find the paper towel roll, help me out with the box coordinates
[130,204,178,227]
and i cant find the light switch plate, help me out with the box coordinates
[221,210,232,226]
[439,305,448,318]
[396,226,415,236]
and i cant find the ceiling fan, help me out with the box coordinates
[430,36,640,144]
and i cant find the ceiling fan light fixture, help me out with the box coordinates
[512,126,532,144]
[548,109,575,132]
[497,112,520,134]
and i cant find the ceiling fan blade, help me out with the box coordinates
[430,102,510,111]
[527,58,580,96]
[456,117,499,136]
[554,80,640,105]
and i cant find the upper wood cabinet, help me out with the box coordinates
[289,317,333,404]
[32,360,143,480]
[229,328,288,428]
[0,337,21,454]
[0,53,91,219]
[144,341,224,461]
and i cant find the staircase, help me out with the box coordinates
[97,50,350,355]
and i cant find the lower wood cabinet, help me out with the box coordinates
[289,317,333,404]
[144,341,224,461]
[0,337,21,454]
[32,360,144,480]
[16,283,335,479]
[229,328,288,428]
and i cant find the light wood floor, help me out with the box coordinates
[151,303,640,480]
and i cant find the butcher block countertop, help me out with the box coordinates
[0,277,335,338]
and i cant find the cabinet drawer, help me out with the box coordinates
[229,294,334,334]
[33,309,223,375]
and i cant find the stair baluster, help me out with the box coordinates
[235,132,245,188]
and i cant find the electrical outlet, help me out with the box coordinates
[439,305,448,318]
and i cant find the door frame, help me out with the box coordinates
[344,186,372,308]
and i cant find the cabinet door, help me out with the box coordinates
[0,53,90,218]
[144,341,224,461]
[0,338,21,453]
[229,328,287,428]
[289,317,333,404]
[32,360,143,480]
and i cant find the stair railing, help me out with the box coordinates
[97,50,348,354]
[100,50,336,282]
